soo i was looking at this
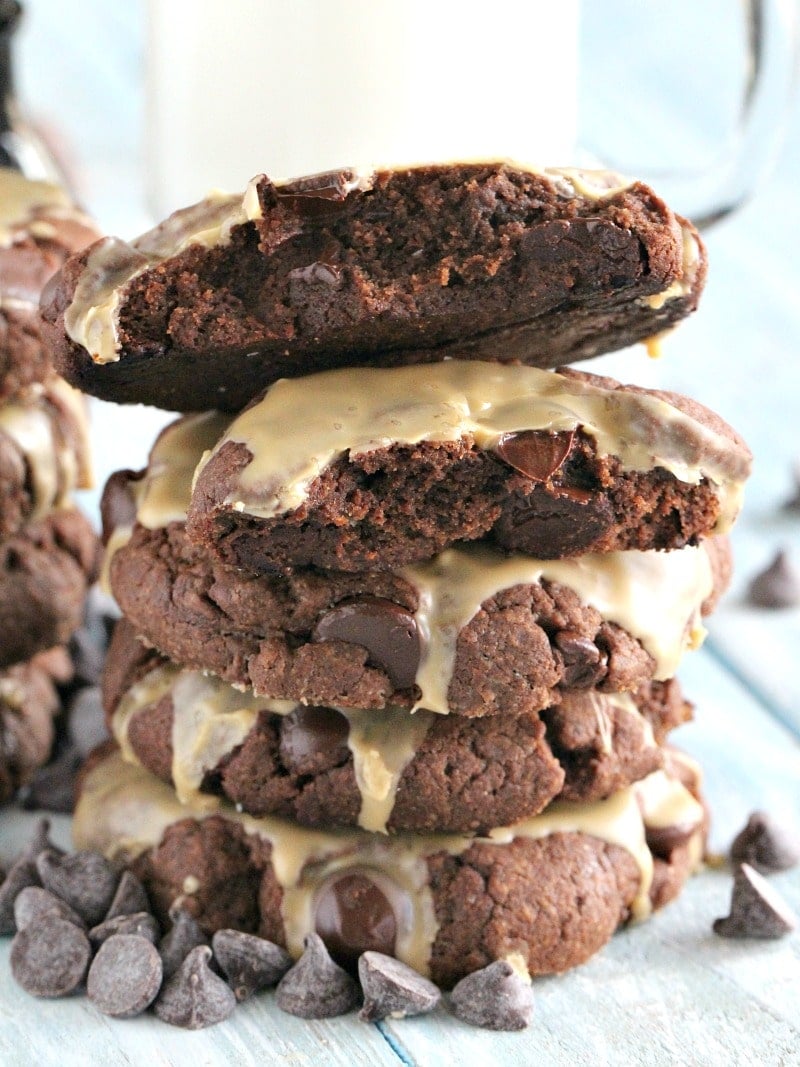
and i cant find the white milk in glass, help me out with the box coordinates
[146,0,579,214]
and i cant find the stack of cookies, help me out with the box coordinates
[0,168,101,803]
[43,164,751,993]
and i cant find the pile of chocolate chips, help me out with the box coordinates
[0,820,533,1031]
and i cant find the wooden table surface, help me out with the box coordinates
[1,3,799,1064]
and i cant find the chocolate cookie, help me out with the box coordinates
[41,163,705,412]
[0,649,69,803]
[107,514,728,716]
[0,169,100,400]
[188,362,749,572]
[0,509,100,669]
[104,617,691,833]
[0,377,92,538]
[73,749,706,987]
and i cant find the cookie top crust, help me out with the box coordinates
[42,162,706,411]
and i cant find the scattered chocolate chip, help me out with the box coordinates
[276,933,360,1019]
[159,905,209,980]
[10,914,91,997]
[747,550,800,609]
[358,952,441,1021]
[22,817,65,861]
[495,486,614,557]
[20,746,82,813]
[554,631,606,688]
[713,864,798,939]
[104,870,150,921]
[313,597,420,690]
[314,870,398,970]
[90,911,160,949]
[66,687,109,756]
[154,945,236,1030]
[0,858,40,935]
[730,811,800,874]
[495,430,575,482]
[279,705,350,774]
[449,961,535,1031]
[782,463,800,512]
[211,929,292,1001]
[35,849,119,927]
[13,887,85,932]
[87,934,163,1018]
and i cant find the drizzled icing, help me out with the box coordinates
[0,378,92,520]
[110,661,433,834]
[0,168,74,248]
[73,752,705,969]
[204,360,748,534]
[404,543,713,711]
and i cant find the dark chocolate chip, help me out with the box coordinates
[154,944,236,1030]
[449,960,535,1031]
[100,469,144,545]
[731,811,800,874]
[90,911,160,948]
[275,170,356,219]
[747,550,800,609]
[35,849,119,927]
[713,864,797,939]
[313,597,420,689]
[279,705,350,775]
[645,824,697,861]
[87,934,163,1018]
[495,486,614,557]
[314,870,398,970]
[159,905,209,980]
[495,430,575,482]
[13,886,85,932]
[104,870,150,921]
[276,933,360,1019]
[211,928,292,1001]
[10,914,91,997]
[358,951,441,1022]
[22,817,65,862]
[554,630,607,688]
[20,746,82,814]
[0,858,40,935]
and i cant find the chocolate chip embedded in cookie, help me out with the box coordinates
[74,749,707,988]
[42,162,705,412]
[0,168,100,400]
[187,362,749,572]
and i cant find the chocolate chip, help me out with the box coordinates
[276,933,360,1019]
[154,945,236,1029]
[211,929,292,1001]
[0,858,40,935]
[275,170,355,219]
[449,960,535,1031]
[495,430,575,482]
[747,550,800,609]
[314,871,398,970]
[159,905,209,980]
[645,824,697,861]
[495,486,614,557]
[555,630,607,688]
[22,817,65,862]
[14,887,85,932]
[104,870,150,921]
[730,812,800,874]
[713,864,797,939]
[358,952,441,1021]
[35,849,119,926]
[20,746,82,813]
[90,911,160,948]
[313,597,420,690]
[86,934,163,1017]
[10,914,91,997]
[279,705,349,775]
[100,468,143,544]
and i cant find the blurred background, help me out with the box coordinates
[8,0,800,724]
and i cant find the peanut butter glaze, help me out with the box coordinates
[204,360,748,534]
[73,752,705,970]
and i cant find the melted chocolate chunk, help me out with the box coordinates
[313,870,398,970]
[313,597,420,689]
[555,631,607,688]
[279,705,349,774]
[495,484,615,557]
[645,823,697,861]
[495,430,575,482]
